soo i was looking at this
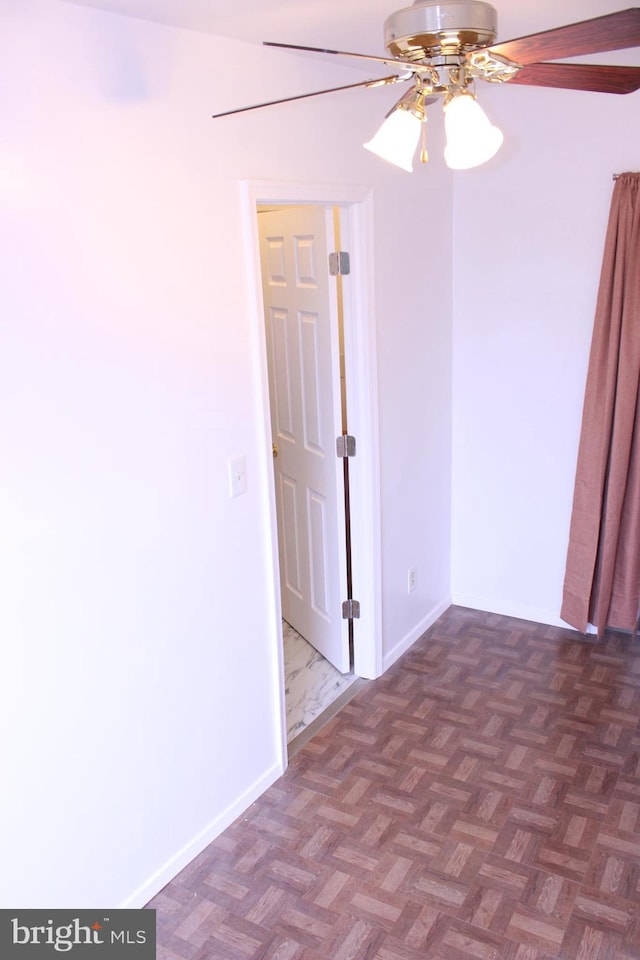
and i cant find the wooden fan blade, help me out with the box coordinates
[264,41,414,72]
[485,8,640,66]
[508,62,640,94]
[211,75,408,119]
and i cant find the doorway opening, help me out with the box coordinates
[257,203,356,744]
[243,181,383,765]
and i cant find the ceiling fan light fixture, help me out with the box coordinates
[443,89,503,169]
[364,109,422,171]
[363,86,428,172]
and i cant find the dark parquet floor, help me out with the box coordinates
[149,606,640,960]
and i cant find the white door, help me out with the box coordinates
[259,205,350,673]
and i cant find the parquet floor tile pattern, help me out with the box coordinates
[149,606,640,960]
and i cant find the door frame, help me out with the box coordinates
[242,180,383,753]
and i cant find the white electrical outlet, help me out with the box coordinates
[408,566,417,594]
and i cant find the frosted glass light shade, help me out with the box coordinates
[364,109,422,172]
[443,93,503,170]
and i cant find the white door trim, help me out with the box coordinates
[241,180,383,761]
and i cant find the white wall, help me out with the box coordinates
[376,113,453,669]
[451,77,640,626]
[0,0,453,907]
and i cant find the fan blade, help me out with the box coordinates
[485,8,640,66]
[264,41,415,72]
[211,74,408,119]
[508,62,640,94]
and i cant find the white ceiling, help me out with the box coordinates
[60,0,640,65]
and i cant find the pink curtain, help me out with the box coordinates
[561,172,640,635]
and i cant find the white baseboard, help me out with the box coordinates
[450,593,583,632]
[383,596,452,673]
[119,760,284,908]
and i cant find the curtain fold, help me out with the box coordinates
[561,173,640,635]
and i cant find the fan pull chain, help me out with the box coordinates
[420,120,428,164]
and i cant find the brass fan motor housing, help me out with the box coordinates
[384,0,498,61]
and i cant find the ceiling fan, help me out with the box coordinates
[212,2,640,170]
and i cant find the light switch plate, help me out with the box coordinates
[228,455,247,498]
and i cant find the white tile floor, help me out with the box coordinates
[282,620,355,742]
